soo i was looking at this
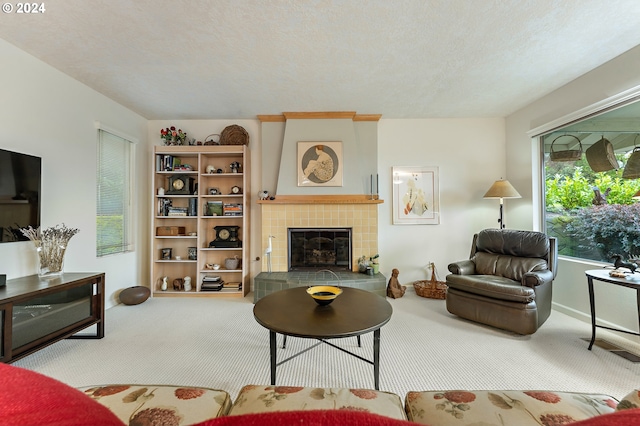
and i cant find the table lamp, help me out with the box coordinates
[483,179,521,229]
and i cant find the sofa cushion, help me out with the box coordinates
[617,389,640,410]
[0,363,124,426]
[476,228,550,259]
[79,384,231,425]
[446,274,535,303]
[474,252,548,282]
[229,385,407,420]
[405,390,618,425]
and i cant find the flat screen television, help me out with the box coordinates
[0,148,41,242]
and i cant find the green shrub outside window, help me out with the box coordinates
[545,153,640,262]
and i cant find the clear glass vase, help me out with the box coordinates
[36,243,67,277]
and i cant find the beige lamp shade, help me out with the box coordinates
[483,180,522,199]
[484,179,521,229]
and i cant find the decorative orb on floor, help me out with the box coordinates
[119,286,150,305]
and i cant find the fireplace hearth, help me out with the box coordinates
[288,228,352,271]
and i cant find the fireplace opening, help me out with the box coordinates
[288,228,352,271]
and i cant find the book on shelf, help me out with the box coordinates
[223,203,243,216]
[157,198,172,216]
[222,282,242,291]
[168,207,188,213]
[202,277,221,286]
[219,287,242,292]
[163,155,174,171]
[201,287,223,292]
[167,206,188,217]
[201,282,224,291]
[156,154,196,172]
[202,275,221,281]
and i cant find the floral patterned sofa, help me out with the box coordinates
[228,386,640,425]
[404,389,637,425]
[228,385,407,419]
[1,362,639,425]
[77,384,232,425]
[80,383,640,425]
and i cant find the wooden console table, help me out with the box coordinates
[0,272,105,363]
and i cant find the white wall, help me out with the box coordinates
[0,39,148,308]
[377,118,506,283]
[506,45,640,340]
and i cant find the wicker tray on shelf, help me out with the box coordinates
[413,262,447,299]
[220,125,249,146]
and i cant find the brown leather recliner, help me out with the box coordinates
[445,229,558,335]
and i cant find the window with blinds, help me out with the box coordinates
[97,129,134,256]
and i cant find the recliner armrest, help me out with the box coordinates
[522,270,554,288]
[448,259,476,275]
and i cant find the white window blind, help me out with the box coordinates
[97,129,133,256]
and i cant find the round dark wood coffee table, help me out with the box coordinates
[253,286,393,390]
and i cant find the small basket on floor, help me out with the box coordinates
[413,262,447,299]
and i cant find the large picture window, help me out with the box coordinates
[542,103,640,264]
[97,128,134,256]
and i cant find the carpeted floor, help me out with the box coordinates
[12,288,640,401]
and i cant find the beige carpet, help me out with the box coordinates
[12,288,640,401]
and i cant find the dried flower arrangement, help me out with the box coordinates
[20,224,80,276]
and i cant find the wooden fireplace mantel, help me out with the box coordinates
[256,195,384,204]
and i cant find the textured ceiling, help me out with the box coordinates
[1,0,640,120]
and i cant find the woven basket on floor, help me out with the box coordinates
[413,263,447,299]
[220,125,249,146]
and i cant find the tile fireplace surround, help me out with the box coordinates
[255,195,386,302]
[259,195,382,272]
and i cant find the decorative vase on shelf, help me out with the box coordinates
[36,244,67,277]
[20,224,79,278]
[225,256,240,270]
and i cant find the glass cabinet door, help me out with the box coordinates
[11,284,93,351]
[0,303,7,362]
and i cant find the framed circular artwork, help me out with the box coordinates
[297,141,343,186]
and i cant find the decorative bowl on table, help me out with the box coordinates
[307,286,343,306]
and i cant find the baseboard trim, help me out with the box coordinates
[552,301,639,343]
